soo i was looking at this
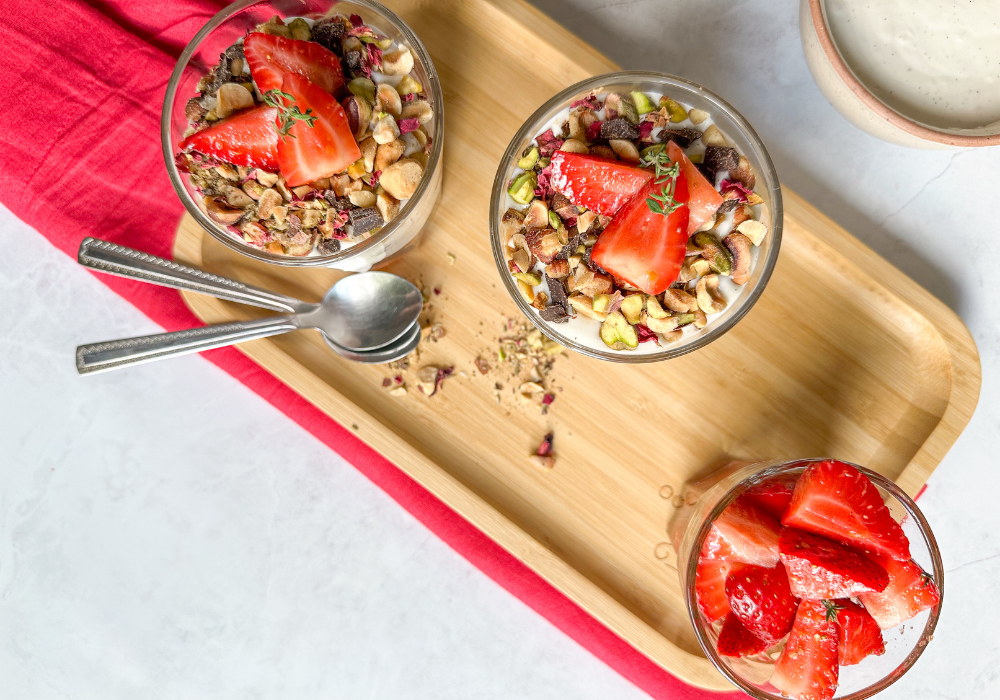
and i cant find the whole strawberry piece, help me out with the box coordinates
[782,460,910,561]
[717,612,768,658]
[725,563,798,645]
[826,599,885,665]
[779,528,889,599]
[858,556,941,629]
[771,599,839,700]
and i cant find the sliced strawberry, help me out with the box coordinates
[696,548,738,622]
[703,499,781,567]
[549,151,652,217]
[725,563,798,645]
[244,32,345,96]
[782,460,911,561]
[178,105,279,170]
[779,528,889,599]
[771,599,839,700]
[827,599,885,665]
[275,73,361,187]
[858,556,940,629]
[717,612,768,657]
[666,141,723,234]
[740,473,799,521]
[589,172,690,295]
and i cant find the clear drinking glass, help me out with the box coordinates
[673,458,943,699]
[162,0,444,271]
[489,71,782,362]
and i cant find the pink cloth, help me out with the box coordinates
[0,2,739,696]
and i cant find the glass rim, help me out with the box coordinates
[488,70,784,362]
[161,0,445,267]
[683,458,944,700]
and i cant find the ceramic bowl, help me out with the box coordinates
[800,0,1000,149]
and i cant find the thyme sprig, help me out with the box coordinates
[262,89,317,140]
[821,599,843,622]
[640,147,683,217]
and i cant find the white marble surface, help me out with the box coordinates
[2,0,998,697]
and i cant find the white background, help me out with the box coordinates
[2,0,999,697]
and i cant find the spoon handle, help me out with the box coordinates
[76,315,299,375]
[78,237,306,313]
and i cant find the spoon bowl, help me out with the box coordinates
[323,319,422,364]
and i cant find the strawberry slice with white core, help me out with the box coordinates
[782,460,911,561]
[665,141,723,234]
[275,73,361,187]
[779,528,889,599]
[696,547,739,622]
[703,499,781,567]
[724,563,798,645]
[828,599,885,665]
[178,105,279,171]
[857,556,941,629]
[771,599,839,700]
[548,151,653,217]
[244,32,345,95]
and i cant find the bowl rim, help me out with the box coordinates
[161,0,445,267]
[808,0,1000,147]
[682,458,944,700]
[489,70,783,363]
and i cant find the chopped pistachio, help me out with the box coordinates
[517,146,540,170]
[508,171,537,205]
[513,271,542,286]
[659,97,688,123]
[630,91,656,115]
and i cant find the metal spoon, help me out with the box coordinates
[75,238,423,374]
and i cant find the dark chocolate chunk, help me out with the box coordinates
[312,18,346,53]
[345,50,363,74]
[540,305,570,323]
[554,225,586,260]
[544,273,570,312]
[658,128,703,148]
[600,118,640,141]
[349,206,383,233]
[323,191,354,211]
[703,146,740,177]
[184,97,206,122]
[318,238,341,254]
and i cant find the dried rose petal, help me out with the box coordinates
[586,120,603,142]
[536,432,554,456]
[541,394,555,406]
[571,94,600,110]
[719,180,752,202]
[638,121,655,140]
[397,117,420,134]
[635,324,661,345]
[349,13,363,27]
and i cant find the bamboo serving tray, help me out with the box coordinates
[172,0,981,689]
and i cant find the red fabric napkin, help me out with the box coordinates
[0,2,739,697]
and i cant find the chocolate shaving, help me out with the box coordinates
[600,118,640,141]
[344,50,363,74]
[702,146,740,182]
[582,248,609,276]
[658,127,703,148]
[540,305,570,323]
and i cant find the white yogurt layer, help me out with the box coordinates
[825,0,1000,129]
[505,91,761,355]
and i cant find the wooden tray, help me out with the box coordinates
[172,0,981,689]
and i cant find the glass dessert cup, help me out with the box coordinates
[673,458,943,699]
[489,71,782,362]
[162,0,444,271]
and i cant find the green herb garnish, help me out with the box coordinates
[640,147,683,217]
[821,599,843,622]
[262,89,317,141]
